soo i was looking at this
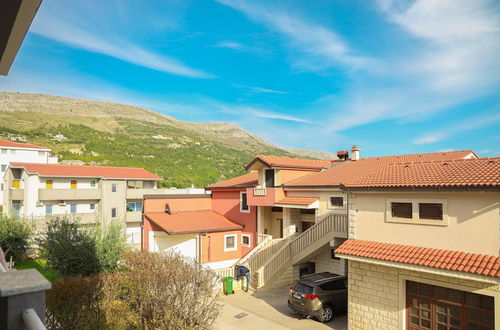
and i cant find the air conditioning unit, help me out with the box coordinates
[36,201,44,207]
[58,200,66,206]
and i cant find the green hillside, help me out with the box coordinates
[0,92,333,188]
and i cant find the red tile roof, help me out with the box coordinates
[10,162,161,180]
[0,139,49,150]
[206,172,258,189]
[285,151,496,188]
[335,240,500,278]
[245,155,333,170]
[145,210,243,234]
[275,197,319,206]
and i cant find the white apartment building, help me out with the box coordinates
[0,139,58,205]
[3,162,161,249]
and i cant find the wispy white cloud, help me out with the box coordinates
[413,113,500,145]
[233,84,289,95]
[31,0,213,78]
[215,41,244,50]
[250,110,312,123]
[215,0,372,72]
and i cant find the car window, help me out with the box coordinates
[294,282,314,294]
[319,280,346,291]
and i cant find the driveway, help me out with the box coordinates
[215,287,347,330]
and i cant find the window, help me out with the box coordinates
[12,180,20,189]
[46,180,53,189]
[241,234,251,247]
[1,165,6,172]
[127,202,143,212]
[127,180,143,189]
[391,202,412,218]
[300,209,315,214]
[319,280,346,291]
[224,234,237,251]
[240,191,249,213]
[419,203,443,220]
[70,180,77,189]
[330,197,343,207]
[46,205,53,215]
[111,208,117,219]
[90,180,96,188]
[70,204,77,214]
[90,203,96,210]
[112,184,117,193]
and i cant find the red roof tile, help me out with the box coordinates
[145,210,243,234]
[10,162,161,180]
[335,240,500,278]
[285,151,498,188]
[275,197,319,206]
[245,155,333,170]
[206,172,258,189]
[0,139,49,150]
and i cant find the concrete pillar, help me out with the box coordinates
[0,269,51,330]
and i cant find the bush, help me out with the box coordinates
[45,275,105,330]
[101,251,222,329]
[38,218,100,277]
[0,214,33,260]
[38,218,128,277]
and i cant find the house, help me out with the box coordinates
[0,139,58,206]
[3,162,161,248]
[206,148,481,292]
[142,194,249,270]
[331,157,500,329]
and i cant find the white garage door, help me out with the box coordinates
[153,233,197,260]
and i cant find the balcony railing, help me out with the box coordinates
[38,188,101,201]
[253,187,266,196]
[10,188,24,200]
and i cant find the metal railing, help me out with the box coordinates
[23,308,46,330]
[254,213,348,288]
[253,187,267,196]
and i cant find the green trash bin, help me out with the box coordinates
[223,276,234,295]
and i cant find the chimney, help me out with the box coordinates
[350,145,361,161]
[336,150,349,161]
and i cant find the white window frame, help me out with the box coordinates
[327,194,346,210]
[111,184,117,193]
[385,198,448,226]
[111,207,117,219]
[224,234,238,252]
[240,191,250,213]
[241,234,251,247]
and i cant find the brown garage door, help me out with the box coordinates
[406,280,494,330]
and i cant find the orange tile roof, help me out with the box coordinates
[206,172,258,189]
[0,139,49,150]
[145,210,243,234]
[245,155,333,170]
[285,151,496,188]
[275,197,319,206]
[336,240,500,278]
[11,162,161,180]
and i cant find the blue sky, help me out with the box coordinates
[1,0,499,157]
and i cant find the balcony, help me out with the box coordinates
[10,188,24,200]
[126,188,162,199]
[126,211,143,223]
[38,189,101,201]
[246,187,285,207]
[45,213,99,224]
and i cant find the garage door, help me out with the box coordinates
[406,281,494,330]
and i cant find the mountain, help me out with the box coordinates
[0,92,335,187]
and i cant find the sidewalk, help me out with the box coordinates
[215,286,347,330]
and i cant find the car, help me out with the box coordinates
[287,272,347,323]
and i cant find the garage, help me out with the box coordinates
[406,281,495,330]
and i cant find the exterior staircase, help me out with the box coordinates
[252,212,348,290]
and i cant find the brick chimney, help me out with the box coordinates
[351,145,361,161]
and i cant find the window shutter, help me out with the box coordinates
[419,203,443,220]
[391,202,412,218]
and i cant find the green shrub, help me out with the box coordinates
[90,220,128,273]
[0,214,33,260]
[38,217,100,277]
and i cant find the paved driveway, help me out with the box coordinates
[215,287,347,330]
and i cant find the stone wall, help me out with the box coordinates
[310,245,346,275]
[347,260,500,330]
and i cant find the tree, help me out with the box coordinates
[0,214,33,260]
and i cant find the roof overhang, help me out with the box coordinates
[274,199,319,209]
[145,213,243,235]
[0,0,42,75]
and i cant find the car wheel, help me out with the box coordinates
[318,305,333,323]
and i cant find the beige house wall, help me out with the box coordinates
[347,259,500,330]
[354,191,500,256]
[285,190,348,217]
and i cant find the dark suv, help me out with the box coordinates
[287,272,347,323]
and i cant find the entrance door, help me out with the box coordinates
[302,221,314,232]
[406,281,494,330]
[265,169,275,187]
